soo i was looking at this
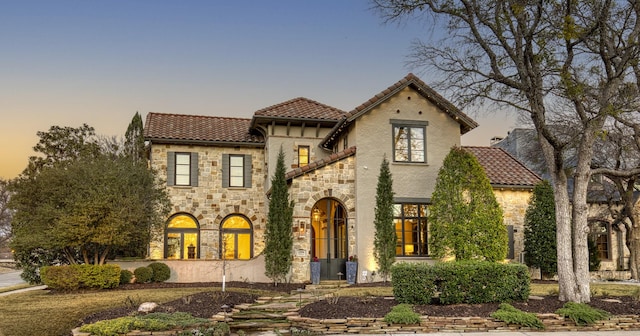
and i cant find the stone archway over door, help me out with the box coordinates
[310,198,347,280]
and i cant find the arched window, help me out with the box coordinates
[165,214,200,259]
[221,215,253,260]
[590,221,610,260]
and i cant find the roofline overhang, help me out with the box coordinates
[249,115,341,129]
[145,138,265,148]
[491,184,537,191]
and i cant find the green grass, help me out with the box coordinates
[0,287,222,336]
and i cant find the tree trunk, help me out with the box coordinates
[629,203,640,280]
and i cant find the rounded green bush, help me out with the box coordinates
[148,262,171,282]
[120,269,133,285]
[134,266,153,283]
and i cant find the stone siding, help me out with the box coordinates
[288,155,357,283]
[149,144,267,262]
[493,188,532,262]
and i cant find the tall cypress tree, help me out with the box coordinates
[429,147,507,261]
[373,156,396,282]
[524,180,557,277]
[264,147,294,285]
[124,112,145,164]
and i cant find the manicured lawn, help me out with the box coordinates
[0,287,212,336]
[1,282,638,336]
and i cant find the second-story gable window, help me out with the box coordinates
[222,154,252,188]
[298,145,310,166]
[391,120,427,163]
[167,152,198,187]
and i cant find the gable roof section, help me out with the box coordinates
[250,97,346,129]
[144,112,264,146]
[285,146,356,181]
[321,73,478,149]
[464,146,541,189]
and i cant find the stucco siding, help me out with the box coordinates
[352,86,462,273]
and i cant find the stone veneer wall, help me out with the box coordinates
[493,188,532,262]
[148,144,267,261]
[287,155,357,283]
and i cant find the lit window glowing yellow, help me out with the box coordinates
[168,215,198,229]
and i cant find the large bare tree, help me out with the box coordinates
[372,0,640,303]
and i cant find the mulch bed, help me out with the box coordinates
[79,281,640,327]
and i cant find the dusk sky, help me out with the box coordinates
[1,0,518,179]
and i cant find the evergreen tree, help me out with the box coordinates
[373,156,396,282]
[523,181,557,278]
[429,147,507,261]
[264,147,294,285]
[124,112,145,164]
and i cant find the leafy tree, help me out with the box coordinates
[429,147,507,261]
[373,156,396,282]
[372,0,640,303]
[264,147,294,285]
[9,125,171,266]
[0,179,12,250]
[523,181,557,278]
[124,112,146,164]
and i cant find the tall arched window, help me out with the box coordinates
[221,215,253,260]
[165,214,200,259]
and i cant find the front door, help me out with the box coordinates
[311,198,347,280]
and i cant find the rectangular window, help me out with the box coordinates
[229,155,244,187]
[298,145,310,166]
[175,153,191,186]
[394,202,429,256]
[392,122,426,163]
[591,222,610,260]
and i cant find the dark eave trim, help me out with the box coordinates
[146,137,265,148]
[491,184,536,191]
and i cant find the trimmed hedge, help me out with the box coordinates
[41,264,121,290]
[391,263,436,304]
[148,262,171,282]
[119,269,133,285]
[391,261,530,305]
[134,266,153,283]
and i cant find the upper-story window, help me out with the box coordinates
[222,154,252,188]
[167,152,198,187]
[298,145,310,166]
[391,120,427,163]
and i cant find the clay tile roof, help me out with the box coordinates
[464,146,541,188]
[144,112,264,144]
[347,73,477,133]
[285,146,357,181]
[253,97,346,120]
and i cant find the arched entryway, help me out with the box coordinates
[310,198,347,280]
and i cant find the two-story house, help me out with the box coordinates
[141,74,540,283]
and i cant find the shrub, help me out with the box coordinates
[79,312,211,336]
[41,264,121,290]
[390,263,436,304]
[120,269,133,285]
[40,265,81,291]
[384,304,421,324]
[76,264,121,289]
[490,303,544,329]
[434,261,530,304]
[148,262,171,282]
[134,266,153,283]
[555,302,610,326]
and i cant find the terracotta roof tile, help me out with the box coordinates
[464,146,542,188]
[285,146,356,180]
[253,97,346,120]
[144,112,264,144]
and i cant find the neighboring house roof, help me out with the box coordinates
[464,146,542,189]
[285,146,357,181]
[144,112,264,146]
[321,73,478,149]
[250,97,346,129]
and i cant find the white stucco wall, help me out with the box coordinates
[351,86,463,273]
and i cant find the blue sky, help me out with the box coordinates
[0,0,517,179]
